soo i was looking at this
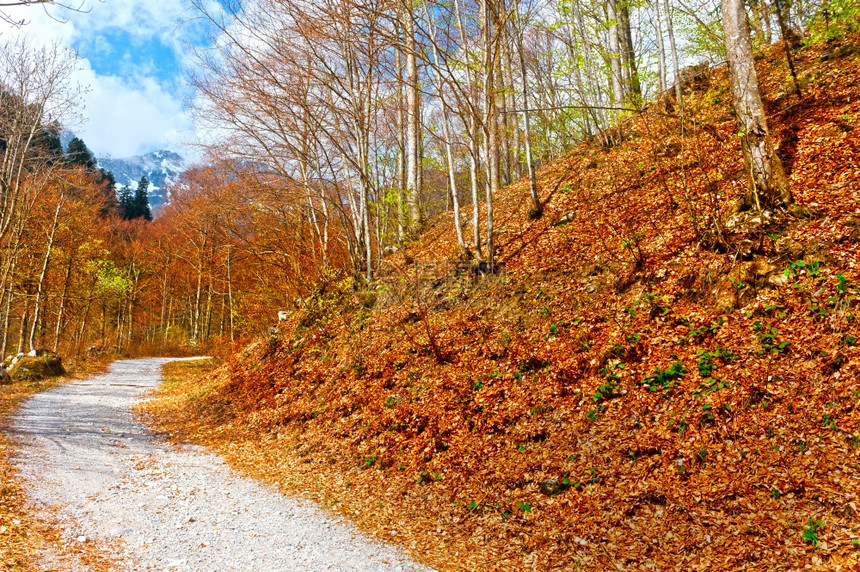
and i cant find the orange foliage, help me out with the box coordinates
[143,36,860,570]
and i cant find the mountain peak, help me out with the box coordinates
[97,150,187,207]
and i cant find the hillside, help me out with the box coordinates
[141,34,860,571]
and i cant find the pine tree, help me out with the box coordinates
[66,137,96,170]
[118,176,153,221]
[118,185,134,219]
[99,168,116,190]
[133,176,153,221]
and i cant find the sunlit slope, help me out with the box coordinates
[148,35,860,571]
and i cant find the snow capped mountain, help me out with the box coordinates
[97,150,187,207]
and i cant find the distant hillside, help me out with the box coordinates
[98,150,187,208]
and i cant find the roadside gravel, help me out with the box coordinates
[10,358,431,571]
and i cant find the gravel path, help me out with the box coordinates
[10,358,431,571]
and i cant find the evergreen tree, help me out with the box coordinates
[118,176,153,221]
[118,185,134,219]
[96,168,120,217]
[99,168,116,190]
[132,176,153,221]
[66,136,96,169]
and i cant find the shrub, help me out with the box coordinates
[642,362,686,393]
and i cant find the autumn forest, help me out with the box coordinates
[1,0,860,568]
[0,0,834,358]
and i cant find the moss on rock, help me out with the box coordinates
[8,353,65,381]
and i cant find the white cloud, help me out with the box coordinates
[1,0,196,47]
[71,61,193,158]
[0,0,208,159]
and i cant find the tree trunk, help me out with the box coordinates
[453,0,483,259]
[160,258,169,343]
[163,297,173,346]
[1,288,12,358]
[17,309,28,355]
[395,37,407,243]
[52,254,74,353]
[226,247,234,342]
[664,0,684,116]
[405,4,422,234]
[652,0,668,92]
[75,291,94,357]
[721,0,792,209]
[423,1,467,255]
[0,243,21,356]
[515,4,541,218]
[773,0,802,97]
[29,196,63,352]
[483,0,501,271]
[499,45,513,186]
[204,275,213,343]
[607,0,625,107]
[193,254,203,342]
[619,2,642,104]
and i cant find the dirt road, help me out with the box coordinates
[10,358,430,571]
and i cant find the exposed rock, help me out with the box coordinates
[725,209,772,231]
[843,217,860,244]
[669,62,711,94]
[787,203,823,220]
[87,345,119,358]
[712,283,737,314]
[554,211,577,226]
[32,349,59,358]
[539,477,568,497]
[8,351,65,381]
[819,43,855,62]
[767,272,790,287]
[0,368,11,385]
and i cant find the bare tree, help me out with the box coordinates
[0,0,91,26]
[0,37,80,244]
[651,0,668,92]
[482,0,504,272]
[512,0,540,219]
[402,1,423,235]
[28,192,63,351]
[420,0,467,254]
[721,0,792,210]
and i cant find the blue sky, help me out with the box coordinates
[78,29,183,85]
[0,0,214,160]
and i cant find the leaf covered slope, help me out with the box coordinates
[144,36,860,571]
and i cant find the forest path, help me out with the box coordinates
[9,358,429,571]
